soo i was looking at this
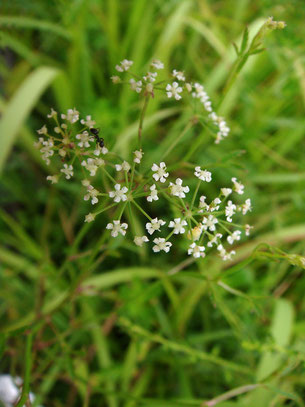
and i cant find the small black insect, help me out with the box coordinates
[90,128,100,136]
[90,128,105,148]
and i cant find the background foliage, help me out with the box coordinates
[0,0,305,406]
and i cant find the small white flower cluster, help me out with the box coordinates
[34,109,111,211]
[35,59,252,263]
[104,152,252,260]
[112,58,230,143]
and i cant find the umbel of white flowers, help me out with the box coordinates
[35,59,253,261]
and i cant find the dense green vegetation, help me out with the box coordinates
[0,1,305,406]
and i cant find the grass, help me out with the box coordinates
[0,0,305,406]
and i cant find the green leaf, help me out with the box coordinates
[0,66,59,174]
[256,299,294,381]
[240,26,249,54]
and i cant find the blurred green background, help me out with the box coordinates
[0,0,305,406]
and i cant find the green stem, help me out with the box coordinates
[131,199,152,221]
[138,95,150,150]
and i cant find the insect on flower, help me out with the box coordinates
[90,128,105,148]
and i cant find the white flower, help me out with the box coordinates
[46,175,58,184]
[188,243,205,258]
[61,108,79,123]
[199,197,221,213]
[76,131,93,148]
[221,188,232,197]
[227,230,241,245]
[94,145,108,155]
[85,213,96,222]
[82,179,90,187]
[194,167,212,182]
[143,72,157,82]
[37,125,48,135]
[106,220,128,237]
[152,238,172,253]
[134,236,149,247]
[217,244,236,261]
[185,83,192,92]
[130,78,142,93]
[225,200,236,222]
[207,233,223,247]
[84,185,99,205]
[134,149,143,164]
[34,137,44,149]
[80,115,96,128]
[115,161,131,172]
[59,148,66,157]
[47,108,57,118]
[192,82,205,99]
[40,139,54,165]
[147,184,159,202]
[151,59,164,70]
[146,218,166,235]
[202,215,218,232]
[115,59,133,72]
[54,126,61,133]
[81,158,98,176]
[187,225,203,241]
[245,224,253,236]
[232,177,244,195]
[166,82,183,100]
[169,178,190,198]
[60,163,73,179]
[240,198,252,215]
[172,69,185,81]
[111,75,121,83]
[169,218,187,234]
[109,184,128,202]
[152,162,169,183]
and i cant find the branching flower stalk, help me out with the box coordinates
[35,55,256,262]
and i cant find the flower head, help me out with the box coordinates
[169,218,187,234]
[115,59,133,72]
[46,175,58,184]
[151,59,164,70]
[61,108,79,123]
[225,200,236,223]
[153,238,172,253]
[227,230,241,245]
[106,220,128,237]
[134,236,149,247]
[188,243,205,258]
[232,178,244,195]
[169,178,190,198]
[84,185,99,205]
[172,69,185,81]
[146,218,166,235]
[166,82,183,100]
[130,78,142,93]
[194,167,212,182]
[85,213,96,223]
[202,215,218,232]
[76,131,94,148]
[152,162,169,183]
[60,164,73,179]
[147,184,159,202]
[134,149,143,164]
[80,115,96,128]
[109,184,128,203]
[115,161,131,172]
